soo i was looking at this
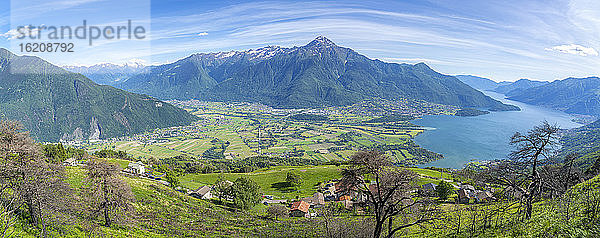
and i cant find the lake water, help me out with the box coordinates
[412,91,582,169]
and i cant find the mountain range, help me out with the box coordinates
[0,49,198,142]
[64,63,146,86]
[117,37,518,111]
[507,77,600,116]
[494,78,548,96]
[456,75,547,95]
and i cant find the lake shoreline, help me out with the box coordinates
[412,91,582,169]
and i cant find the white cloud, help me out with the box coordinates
[1,26,42,40]
[197,32,208,36]
[545,44,598,56]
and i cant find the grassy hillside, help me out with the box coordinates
[15,166,296,237]
[10,158,599,238]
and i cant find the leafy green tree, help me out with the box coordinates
[165,169,180,188]
[436,180,454,201]
[286,171,303,188]
[212,173,230,203]
[43,143,67,163]
[229,177,261,210]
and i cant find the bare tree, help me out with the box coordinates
[85,159,135,227]
[0,121,72,237]
[266,205,288,220]
[340,151,438,238]
[509,121,560,219]
[537,154,583,199]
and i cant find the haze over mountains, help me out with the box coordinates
[64,63,146,86]
[0,48,197,142]
[454,75,510,91]
[116,37,518,111]
[456,75,548,95]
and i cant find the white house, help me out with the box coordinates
[62,157,78,166]
[127,161,146,175]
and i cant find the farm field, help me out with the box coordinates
[78,101,448,166]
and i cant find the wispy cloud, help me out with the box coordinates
[545,44,598,56]
[197,32,208,36]
[1,26,42,40]
[10,0,106,22]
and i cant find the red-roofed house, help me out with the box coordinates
[339,195,352,201]
[290,201,310,218]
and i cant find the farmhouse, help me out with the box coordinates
[290,201,310,218]
[458,188,476,203]
[300,192,326,208]
[127,161,146,175]
[312,192,325,206]
[476,191,494,203]
[339,195,352,201]
[62,157,78,166]
[190,185,213,199]
[421,183,438,196]
[340,199,354,210]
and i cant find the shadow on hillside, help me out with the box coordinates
[271,182,295,193]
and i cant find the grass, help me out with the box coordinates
[179,165,344,200]
[408,168,454,180]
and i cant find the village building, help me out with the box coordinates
[127,161,146,175]
[62,157,78,166]
[476,191,494,203]
[290,201,310,218]
[312,192,325,206]
[461,184,476,191]
[335,181,359,199]
[340,199,353,210]
[301,192,326,208]
[339,195,352,201]
[190,185,213,199]
[421,183,438,196]
[458,188,476,204]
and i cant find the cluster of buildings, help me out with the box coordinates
[419,181,496,204]
[321,98,459,117]
[419,179,498,204]
[122,161,170,186]
[457,184,495,204]
[288,179,374,218]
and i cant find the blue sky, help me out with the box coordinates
[0,0,599,82]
